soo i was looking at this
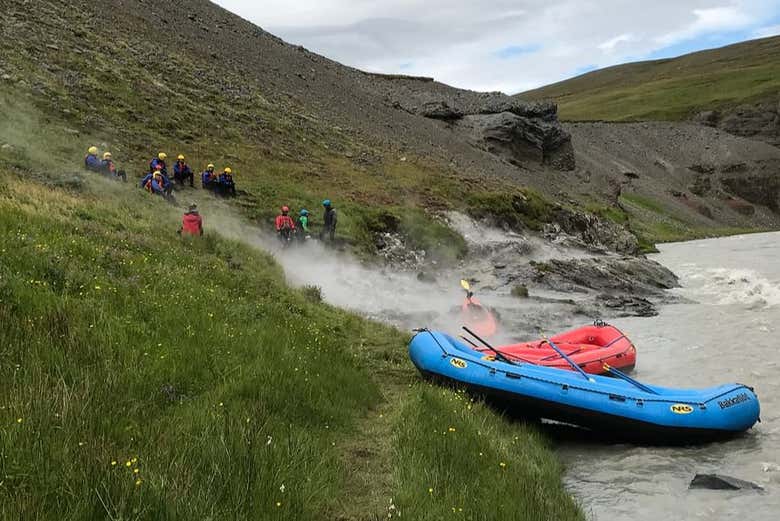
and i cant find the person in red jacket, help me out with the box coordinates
[275,205,296,244]
[179,204,203,236]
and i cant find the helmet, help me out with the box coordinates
[177,154,185,160]
[300,209,309,216]
[88,146,98,155]
[158,152,167,160]
[155,164,163,170]
[103,152,112,159]
[224,167,232,174]
[281,206,290,213]
[322,199,332,207]
[207,163,215,170]
[153,171,162,177]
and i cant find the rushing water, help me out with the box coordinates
[561,232,780,521]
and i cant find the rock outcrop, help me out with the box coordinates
[694,102,780,148]
[391,92,574,171]
[545,207,639,255]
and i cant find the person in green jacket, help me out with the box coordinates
[297,209,311,240]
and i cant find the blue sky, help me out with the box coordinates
[215,1,780,93]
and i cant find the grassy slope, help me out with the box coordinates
[521,36,780,121]
[0,86,581,521]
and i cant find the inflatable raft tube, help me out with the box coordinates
[410,330,760,444]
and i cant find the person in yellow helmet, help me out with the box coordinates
[84,146,101,172]
[149,152,168,175]
[173,154,194,188]
[201,163,217,192]
[217,167,236,197]
[100,152,128,182]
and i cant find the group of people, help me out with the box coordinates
[139,152,237,199]
[82,145,338,244]
[83,146,127,181]
[274,200,337,244]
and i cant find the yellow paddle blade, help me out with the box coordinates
[460,279,471,292]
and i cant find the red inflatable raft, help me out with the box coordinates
[460,297,499,338]
[474,322,636,374]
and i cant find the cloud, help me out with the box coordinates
[215,0,780,93]
[753,23,780,38]
[655,6,755,46]
[598,33,637,52]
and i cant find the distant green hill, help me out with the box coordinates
[520,36,780,121]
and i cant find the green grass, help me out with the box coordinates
[466,189,554,231]
[521,36,780,121]
[0,139,580,518]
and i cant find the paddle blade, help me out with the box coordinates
[460,279,471,292]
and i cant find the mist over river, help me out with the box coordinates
[561,232,780,521]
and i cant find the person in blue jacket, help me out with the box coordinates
[100,152,127,182]
[140,168,173,199]
[173,154,194,187]
[217,167,236,197]
[201,163,217,191]
[84,146,101,172]
[149,152,168,175]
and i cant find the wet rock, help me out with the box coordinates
[531,256,679,311]
[545,207,639,255]
[689,473,764,491]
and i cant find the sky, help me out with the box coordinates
[213,0,780,94]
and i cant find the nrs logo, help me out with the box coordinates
[670,404,694,414]
[450,358,468,369]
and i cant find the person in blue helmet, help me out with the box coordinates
[320,199,337,242]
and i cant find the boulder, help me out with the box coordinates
[689,473,764,491]
[418,99,463,120]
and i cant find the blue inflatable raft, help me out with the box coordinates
[409,330,760,443]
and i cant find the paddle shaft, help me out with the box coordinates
[544,337,592,381]
[462,326,517,365]
[604,364,658,395]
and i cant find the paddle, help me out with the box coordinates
[460,279,474,301]
[461,326,520,365]
[542,336,595,382]
[603,363,658,394]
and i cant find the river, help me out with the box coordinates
[560,231,780,521]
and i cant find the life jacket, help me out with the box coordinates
[275,215,295,231]
[181,212,202,235]
[102,159,116,175]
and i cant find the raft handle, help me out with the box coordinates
[505,372,522,380]
[609,394,626,402]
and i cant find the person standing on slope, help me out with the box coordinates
[84,146,101,172]
[320,199,337,242]
[173,154,194,188]
[275,206,296,244]
[179,203,204,236]
[149,152,168,176]
[297,209,311,239]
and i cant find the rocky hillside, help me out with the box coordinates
[521,36,780,147]
[1,0,779,252]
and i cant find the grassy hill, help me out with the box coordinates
[0,1,584,519]
[520,36,780,121]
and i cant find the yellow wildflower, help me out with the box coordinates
[276,502,282,507]
[16,418,23,424]
[135,479,142,486]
